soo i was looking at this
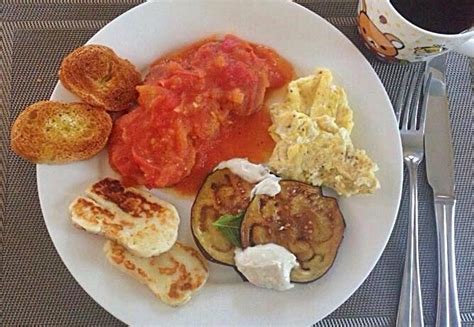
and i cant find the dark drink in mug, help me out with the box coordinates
[390,0,473,35]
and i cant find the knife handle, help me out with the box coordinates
[434,197,461,327]
[396,160,424,327]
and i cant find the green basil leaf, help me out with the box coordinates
[212,213,244,248]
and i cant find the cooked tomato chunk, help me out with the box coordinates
[109,35,293,188]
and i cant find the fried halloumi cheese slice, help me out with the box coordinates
[69,178,179,258]
[104,240,208,306]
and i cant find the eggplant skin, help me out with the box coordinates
[191,169,254,266]
[241,180,345,283]
[232,266,249,282]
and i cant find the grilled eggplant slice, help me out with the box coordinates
[241,180,345,283]
[191,168,254,265]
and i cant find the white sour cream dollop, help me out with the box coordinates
[234,244,298,291]
[214,158,281,196]
[251,174,281,197]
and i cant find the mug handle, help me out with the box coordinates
[455,38,474,57]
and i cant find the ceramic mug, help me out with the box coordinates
[357,0,474,62]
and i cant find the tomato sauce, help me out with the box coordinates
[172,106,275,195]
[108,34,293,193]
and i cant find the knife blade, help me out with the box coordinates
[425,55,455,199]
[424,54,461,327]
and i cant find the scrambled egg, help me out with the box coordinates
[268,69,380,196]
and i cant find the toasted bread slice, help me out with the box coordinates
[59,45,142,111]
[10,101,112,164]
[104,240,208,306]
[70,178,180,258]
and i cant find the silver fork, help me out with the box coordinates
[395,70,432,327]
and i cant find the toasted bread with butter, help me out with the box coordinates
[10,101,112,164]
[104,240,208,307]
[59,45,141,111]
[70,178,179,258]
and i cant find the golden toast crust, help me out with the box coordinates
[10,101,112,164]
[59,45,142,111]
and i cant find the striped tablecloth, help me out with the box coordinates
[1,1,473,326]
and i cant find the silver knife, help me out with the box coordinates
[424,54,461,327]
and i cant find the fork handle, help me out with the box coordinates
[396,159,424,327]
[434,197,461,327]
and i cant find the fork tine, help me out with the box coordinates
[418,72,433,132]
[409,74,423,129]
[395,72,410,124]
[401,71,417,130]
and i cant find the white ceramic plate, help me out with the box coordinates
[37,1,403,325]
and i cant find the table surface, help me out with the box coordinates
[1,1,473,326]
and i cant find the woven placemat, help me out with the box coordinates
[1,1,473,326]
